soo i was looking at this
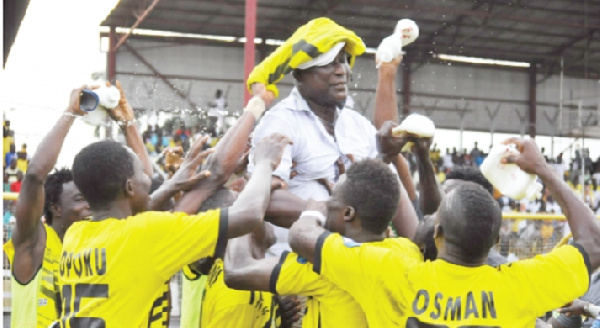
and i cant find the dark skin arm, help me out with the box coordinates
[503,137,600,269]
[265,189,307,228]
[393,154,417,201]
[175,109,258,214]
[149,138,213,212]
[373,56,402,129]
[12,85,94,283]
[224,134,291,238]
[289,216,326,264]
[377,121,419,238]
[412,137,444,216]
[223,233,279,292]
[108,80,153,177]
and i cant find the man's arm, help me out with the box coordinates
[108,81,153,177]
[412,137,444,216]
[265,189,307,228]
[176,97,265,214]
[505,137,600,269]
[223,233,279,292]
[289,216,327,263]
[12,86,91,282]
[373,56,402,129]
[226,134,291,238]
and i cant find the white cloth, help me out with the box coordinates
[249,87,379,256]
[209,97,227,132]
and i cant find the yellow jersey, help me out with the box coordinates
[3,224,62,328]
[201,258,272,328]
[315,232,591,327]
[58,209,227,328]
[272,251,366,328]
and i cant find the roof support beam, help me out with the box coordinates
[115,0,162,50]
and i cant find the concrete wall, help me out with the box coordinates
[115,38,599,136]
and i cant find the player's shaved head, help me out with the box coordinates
[437,182,502,259]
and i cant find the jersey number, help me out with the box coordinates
[61,284,109,328]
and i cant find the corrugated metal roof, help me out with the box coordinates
[102,0,600,78]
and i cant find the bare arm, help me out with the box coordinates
[223,233,279,291]
[505,137,600,269]
[176,111,257,213]
[393,154,416,201]
[265,189,307,228]
[373,57,402,129]
[391,181,419,239]
[289,216,326,264]
[12,86,91,282]
[226,134,291,238]
[108,81,153,177]
[413,137,444,216]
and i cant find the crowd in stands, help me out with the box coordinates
[3,17,600,328]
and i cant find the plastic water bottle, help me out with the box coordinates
[480,143,543,201]
[80,85,121,126]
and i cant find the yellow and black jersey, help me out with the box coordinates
[271,251,366,328]
[201,258,272,328]
[3,224,62,328]
[58,209,227,327]
[315,232,591,327]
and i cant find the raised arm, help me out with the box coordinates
[373,56,402,129]
[12,85,92,282]
[412,137,444,216]
[108,81,152,177]
[504,137,600,269]
[176,97,266,213]
[376,121,419,238]
[226,134,291,238]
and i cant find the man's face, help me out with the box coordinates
[299,50,348,108]
[59,181,91,226]
[129,154,152,215]
[325,176,347,235]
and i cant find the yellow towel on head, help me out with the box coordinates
[247,17,366,98]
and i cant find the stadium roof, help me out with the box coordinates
[102,0,600,78]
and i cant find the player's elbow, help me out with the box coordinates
[288,221,305,254]
[223,267,244,290]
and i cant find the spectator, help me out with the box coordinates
[5,143,16,168]
[10,170,23,192]
[208,89,228,135]
[3,120,13,161]
[16,143,28,173]
[442,147,454,171]
[5,158,19,183]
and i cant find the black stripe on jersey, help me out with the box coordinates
[312,231,331,275]
[269,251,290,294]
[572,242,592,277]
[148,286,170,325]
[249,290,255,304]
[214,208,229,258]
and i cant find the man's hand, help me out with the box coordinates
[376,121,410,163]
[377,55,403,74]
[411,136,433,158]
[168,137,213,191]
[251,83,276,107]
[500,138,548,175]
[106,80,135,123]
[275,295,301,328]
[557,299,590,317]
[253,133,292,170]
[66,85,100,116]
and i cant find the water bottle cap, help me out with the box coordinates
[80,89,99,112]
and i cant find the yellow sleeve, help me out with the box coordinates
[145,209,228,280]
[3,240,14,266]
[183,264,201,281]
[272,251,330,297]
[314,233,407,299]
[504,244,590,316]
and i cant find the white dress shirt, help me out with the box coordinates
[249,87,379,256]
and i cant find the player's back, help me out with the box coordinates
[58,209,226,327]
